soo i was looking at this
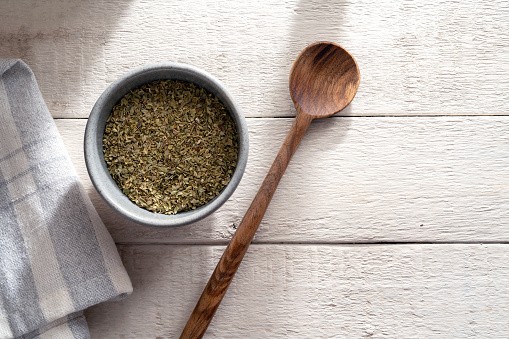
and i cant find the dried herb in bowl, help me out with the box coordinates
[102,79,239,215]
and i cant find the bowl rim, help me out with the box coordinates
[84,62,248,227]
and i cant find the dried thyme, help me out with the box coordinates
[103,79,238,215]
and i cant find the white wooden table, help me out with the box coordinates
[2,1,509,337]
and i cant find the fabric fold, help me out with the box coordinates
[0,59,132,339]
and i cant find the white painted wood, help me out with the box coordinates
[56,116,509,244]
[1,0,508,118]
[5,1,509,336]
[85,244,509,338]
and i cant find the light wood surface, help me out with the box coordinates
[3,0,509,337]
[85,244,509,338]
[56,117,509,244]
[1,0,508,118]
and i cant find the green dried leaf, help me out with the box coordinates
[103,79,238,215]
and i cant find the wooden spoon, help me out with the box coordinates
[180,41,360,338]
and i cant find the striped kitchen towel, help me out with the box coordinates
[0,60,132,339]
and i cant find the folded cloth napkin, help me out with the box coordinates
[0,59,133,339]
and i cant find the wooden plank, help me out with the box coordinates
[85,244,509,338]
[56,116,509,244]
[1,0,508,118]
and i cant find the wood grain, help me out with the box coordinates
[1,0,508,118]
[4,1,509,337]
[85,244,509,338]
[289,42,360,118]
[56,117,509,244]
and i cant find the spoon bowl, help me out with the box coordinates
[290,42,360,118]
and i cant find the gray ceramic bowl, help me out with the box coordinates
[84,63,248,227]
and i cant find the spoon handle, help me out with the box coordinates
[180,109,313,339]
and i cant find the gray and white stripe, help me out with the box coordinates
[0,59,132,339]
